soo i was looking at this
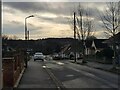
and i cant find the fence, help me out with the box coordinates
[2,51,25,87]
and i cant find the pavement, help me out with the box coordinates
[69,59,120,74]
[73,60,112,70]
[17,58,56,88]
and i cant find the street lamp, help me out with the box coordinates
[27,31,29,40]
[24,15,34,68]
[25,15,34,40]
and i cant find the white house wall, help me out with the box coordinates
[85,48,91,55]
[92,41,96,50]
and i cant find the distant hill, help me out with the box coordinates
[2,38,81,55]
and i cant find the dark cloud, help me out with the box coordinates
[3,2,111,39]
[3,2,108,15]
[3,2,47,13]
[37,15,70,25]
[3,2,82,15]
[3,2,106,24]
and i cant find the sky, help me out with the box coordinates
[2,1,119,40]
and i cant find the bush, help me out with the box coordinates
[96,48,114,59]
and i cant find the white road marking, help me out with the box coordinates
[42,65,47,68]
[56,62,64,65]
[66,74,74,77]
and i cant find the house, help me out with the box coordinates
[85,40,93,55]
[2,43,16,58]
[59,44,71,58]
[60,39,83,59]
[104,32,120,52]
[104,32,120,63]
[85,39,109,55]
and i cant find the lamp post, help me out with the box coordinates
[27,31,29,40]
[25,15,34,40]
[24,15,34,68]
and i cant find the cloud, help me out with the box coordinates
[3,2,75,16]
[3,0,120,2]
[94,30,107,39]
[3,2,116,39]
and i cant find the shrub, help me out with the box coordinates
[96,48,114,59]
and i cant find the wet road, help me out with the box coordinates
[45,60,119,88]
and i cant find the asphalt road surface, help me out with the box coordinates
[45,60,119,88]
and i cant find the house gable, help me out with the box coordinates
[85,39,109,55]
[92,41,96,50]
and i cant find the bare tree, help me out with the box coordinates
[2,35,9,40]
[2,35,18,40]
[12,35,18,40]
[99,2,120,69]
[69,3,94,63]
[75,3,94,63]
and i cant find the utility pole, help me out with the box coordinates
[74,12,77,62]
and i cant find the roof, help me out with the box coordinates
[61,44,71,53]
[85,40,93,48]
[85,39,108,49]
[93,39,108,48]
[104,32,120,44]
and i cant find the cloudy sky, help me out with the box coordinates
[2,1,119,40]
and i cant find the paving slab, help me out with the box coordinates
[18,59,56,88]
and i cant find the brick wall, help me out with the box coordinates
[2,52,25,87]
[2,58,15,87]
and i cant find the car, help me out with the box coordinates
[33,52,45,61]
[45,55,53,60]
[52,54,61,60]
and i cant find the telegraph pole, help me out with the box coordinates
[74,12,77,62]
[74,12,76,39]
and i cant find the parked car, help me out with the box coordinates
[33,52,45,61]
[52,54,61,60]
[45,55,53,60]
[69,52,83,60]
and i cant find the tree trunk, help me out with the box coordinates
[81,40,87,63]
[112,34,117,69]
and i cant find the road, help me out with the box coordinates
[44,59,119,88]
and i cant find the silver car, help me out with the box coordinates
[33,52,45,61]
